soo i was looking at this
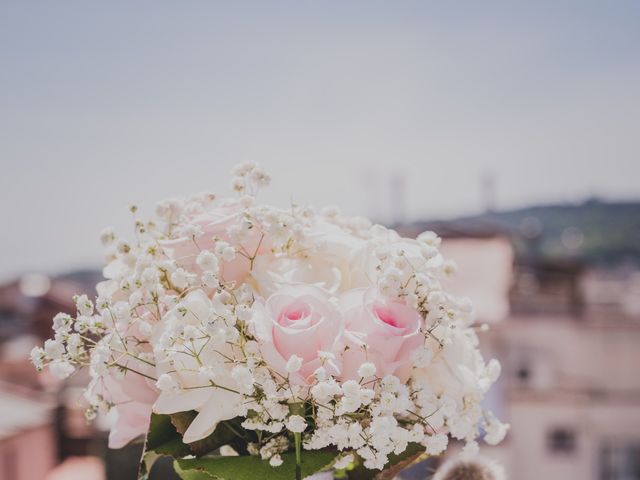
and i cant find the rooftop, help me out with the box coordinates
[0,383,54,442]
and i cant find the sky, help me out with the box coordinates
[0,1,639,280]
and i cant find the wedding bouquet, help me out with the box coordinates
[32,163,507,479]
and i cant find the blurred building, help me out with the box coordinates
[492,263,640,480]
[0,383,56,480]
[0,273,106,480]
[0,200,638,480]
[419,220,640,480]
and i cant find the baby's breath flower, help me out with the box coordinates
[196,250,219,271]
[74,294,94,316]
[49,360,75,379]
[285,354,303,373]
[424,433,449,455]
[249,167,271,187]
[30,347,45,370]
[202,271,220,289]
[285,415,307,433]
[442,259,458,276]
[357,362,376,378]
[31,161,504,473]
[100,227,116,246]
[221,246,236,262]
[231,177,245,193]
[170,268,193,289]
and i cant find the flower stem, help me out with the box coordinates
[295,431,302,480]
[289,402,305,480]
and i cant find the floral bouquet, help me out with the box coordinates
[32,163,507,479]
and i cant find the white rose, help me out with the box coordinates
[251,218,365,296]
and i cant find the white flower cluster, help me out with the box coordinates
[32,162,507,469]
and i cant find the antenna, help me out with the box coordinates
[390,170,406,226]
[361,167,380,223]
[482,170,496,213]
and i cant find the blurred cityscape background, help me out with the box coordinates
[1,1,639,479]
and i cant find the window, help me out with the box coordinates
[0,309,21,341]
[508,346,555,391]
[601,441,640,480]
[547,427,577,454]
[515,365,530,382]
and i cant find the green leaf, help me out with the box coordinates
[174,451,337,480]
[147,414,193,456]
[170,413,253,456]
[138,414,193,479]
[173,466,215,480]
[138,413,259,479]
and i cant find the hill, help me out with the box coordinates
[408,199,640,266]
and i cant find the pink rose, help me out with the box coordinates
[340,288,423,382]
[161,202,270,285]
[101,371,158,448]
[250,285,343,384]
